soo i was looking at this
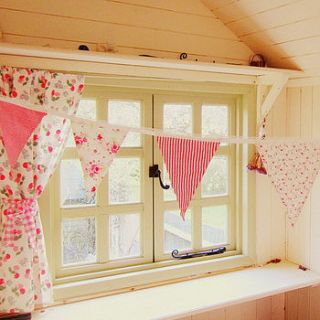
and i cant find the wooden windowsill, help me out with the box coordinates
[32,261,320,320]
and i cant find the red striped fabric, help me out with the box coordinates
[157,136,220,219]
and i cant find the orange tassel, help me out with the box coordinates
[247,152,267,175]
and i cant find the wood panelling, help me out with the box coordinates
[255,85,320,274]
[255,89,287,264]
[202,0,320,75]
[0,0,253,64]
[175,286,320,320]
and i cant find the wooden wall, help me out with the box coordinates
[176,284,320,320]
[202,0,320,74]
[0,0,253,64]
[255,85,320,272]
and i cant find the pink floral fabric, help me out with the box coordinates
[0,101,46,167]
[257,142,320,225]
[0,66,84,313]
[72,122,128,193]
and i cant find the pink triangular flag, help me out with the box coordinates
[72,122,128,193]
[0,100,46,166]
[157,136,220,219]
[257,142,320,225]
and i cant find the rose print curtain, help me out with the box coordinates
[0,66,84,313]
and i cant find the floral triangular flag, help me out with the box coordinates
[257,142,320,225]
[0,100,46,166]
[157,136,220,219]
[72,122,128,193]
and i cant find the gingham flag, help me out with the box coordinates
[157,136,220,219]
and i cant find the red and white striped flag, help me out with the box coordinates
[157,136,220,219]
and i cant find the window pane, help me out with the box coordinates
[202,206,228,247]
[163,103,192,135]
[202,105,228,137]
[109,214,140,260]
[163,164,176,201]
[67,99,97,147]
[62,217,96,265]
[162,103,192,202]
[108,100,141,147]
[202,156,228,197]
[60,159,96,207]
[109,158,141,204]
[164,210,192,253]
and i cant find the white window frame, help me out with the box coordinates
[38,80,256,301]
[153,93,238,261]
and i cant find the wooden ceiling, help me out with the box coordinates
[202,0,320,76]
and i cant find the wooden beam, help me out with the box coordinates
[0,43,301,82]
[257,74,288,127]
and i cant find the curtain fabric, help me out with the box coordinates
[0,66,84,313]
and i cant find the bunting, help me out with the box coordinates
[72,122,128,193]
[257,142,320,224]
[0,100,46,166]
[157,136,220,219]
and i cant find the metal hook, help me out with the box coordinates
[149,165,170,190]
[171,247,226,259]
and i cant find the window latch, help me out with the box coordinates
[149,164,170,190]
[171,247,226,259]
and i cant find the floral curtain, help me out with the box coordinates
[0,66,84,313]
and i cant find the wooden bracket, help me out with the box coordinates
[256,74,288,128]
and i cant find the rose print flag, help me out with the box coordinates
[157,136,220,219]
[72,122,128,193]
[257,142,320,225]
[0,100,46,166]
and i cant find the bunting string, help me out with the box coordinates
[2,96,320,224]
[1,96,320,145]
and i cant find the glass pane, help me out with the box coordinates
[163,103,192,135]
[108,100,141,147]
[109,214,140,260]
[67,99,97,147]
[164,210,192,253]
[202,105,228,137]
[109,158,141,204]
[60,159,96,207]
[202,156,228,197]
[163,103,192,201]
[62,217,96,265]
[202,206,228,247]
[163,164,176,201]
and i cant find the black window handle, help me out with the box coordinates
[149,165,170,190]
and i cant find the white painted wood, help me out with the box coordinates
[225,1,320,37]
[32,262,320,320]
[203,0,299,24]
[286,87,309,266]
[2,34,247,65]
[110,0,214,17]
[0,0,237,40]
[0,44,298,89]
[255,173,273,264]
[270,90,287,260]
[201,0,320,77]
[0,8,253,60]
[310,86,320,273]
[259,75,288,126]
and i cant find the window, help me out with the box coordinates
[153,95,237,261]
[50,84,253,284]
